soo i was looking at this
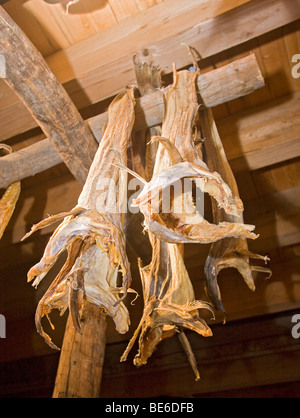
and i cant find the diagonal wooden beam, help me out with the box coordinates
[0,0,299,141]
[0,6,98,185]
[0,53,263,189]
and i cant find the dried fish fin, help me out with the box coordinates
[204,244,272,314]
[131,161,258,244]
[22,207,82,241]
[34,238,83,350]
[26,211,92,286]
[178,330,201,381]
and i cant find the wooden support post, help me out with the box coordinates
[0,8,108,398]
[0,6,98,185]
[52,302,107,398]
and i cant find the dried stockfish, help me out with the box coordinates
[121,68,217,380]
[23,89,136,350]
[201,107,272,314]
[0,144,21,240]
[128,68,259,245]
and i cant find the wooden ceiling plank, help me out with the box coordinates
[1,0,299,141]
[3,0,60,57]
[0,6,98,184]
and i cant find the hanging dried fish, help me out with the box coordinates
[0,144,21,240]
[126,68,259,245]
[121,68,217,380]
[201,107,272,314]
[22,89,136,350]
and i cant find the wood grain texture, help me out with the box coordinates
[1,311,299,398]
[52,301,107,398]
[0,6,98,184]
[2,0,298,141]
[0,53,264,188]
[100,311,300,397]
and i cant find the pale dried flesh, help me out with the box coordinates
[23,89,136,350]
[130,69,259,245]
[121,69,226,379]
[121,234,214,375]
[201,107,272,314]
[0,144,21,240]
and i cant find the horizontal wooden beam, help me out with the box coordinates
[0,53,264,189]
[0,0,299,141]
[218,93,300,172]
[0,6,98,185]
[3,89,299,190]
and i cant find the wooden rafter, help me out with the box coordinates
[0,0,299,141]
[0,53,263,188]
[0,6,98,185]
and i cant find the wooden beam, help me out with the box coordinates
[1,0,299,141]
[0,6,98,184]
[52,302,107,398]
[217,92,300,172]
[0,53,263,189]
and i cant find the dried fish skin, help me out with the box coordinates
[126,68,258,245]
[121,242,214,366]
[201,107,272,313]
[24,89,136,349]
[0,144,21,240]
[0,181,21,240]
[129,156,258,244]
[121,68,247,378]
[204,240,271,313]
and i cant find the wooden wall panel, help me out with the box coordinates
[1,311,299,398]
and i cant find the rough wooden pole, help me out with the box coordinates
[52,301,107,398]
[0,7,109,398]
[0,6,98,184]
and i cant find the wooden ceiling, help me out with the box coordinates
[0,0,300,398]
